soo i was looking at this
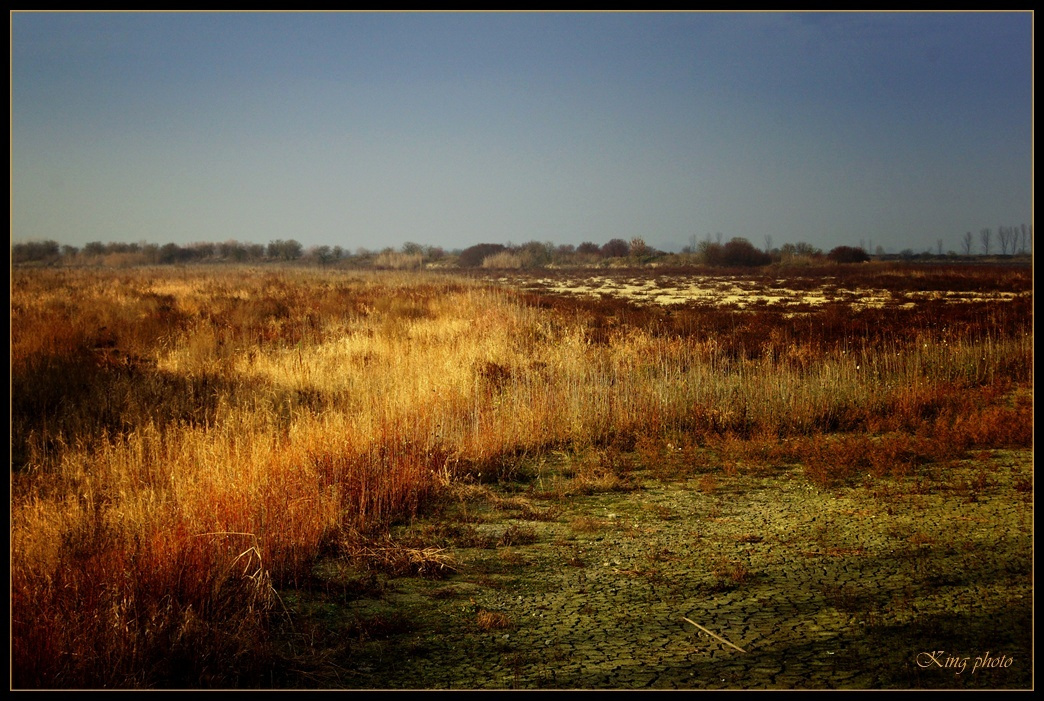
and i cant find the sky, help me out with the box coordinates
[10,11,1034,255]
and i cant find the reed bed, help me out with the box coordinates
[10,264,1032,688]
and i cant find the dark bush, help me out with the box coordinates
[458,243,506,268]
[601,238,630,258]
[828,246,871,264]
[721,238,772,267]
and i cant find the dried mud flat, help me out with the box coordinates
[284,449,1033,690]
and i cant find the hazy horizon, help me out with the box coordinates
[11,11,1033,256]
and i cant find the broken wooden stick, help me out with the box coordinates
[682,617,747,653]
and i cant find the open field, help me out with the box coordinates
[9,262,1033,689]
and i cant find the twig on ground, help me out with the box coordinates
[682,617,747,653]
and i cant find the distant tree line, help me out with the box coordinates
[457,236,656,268]
[12,239,300,266]
[11,239,62,265]
[12,224,1031,269]
[960,224,1032,257]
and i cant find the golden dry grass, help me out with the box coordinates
[10,264,1032,688]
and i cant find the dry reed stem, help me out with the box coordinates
[682,617,748,653]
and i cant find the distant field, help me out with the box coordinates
[486,268,1028,309]
[10,262,1032,689]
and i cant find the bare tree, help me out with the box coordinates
[629,236,649,258]
[937,239,943,256]
[998,226,1011,255]
[979,228,992,256]
[962,231,973,256]
[1020,224,1031,254]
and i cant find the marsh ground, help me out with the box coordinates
[280,447,1033,690]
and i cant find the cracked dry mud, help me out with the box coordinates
[283,449,1033,690]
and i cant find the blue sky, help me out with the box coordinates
[11,11,1033,254]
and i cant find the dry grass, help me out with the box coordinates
[10,263,1031,688]
[360,544,458,579]
[711,557,754,590]
[475,609,514,631]
[569,516,607,534]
